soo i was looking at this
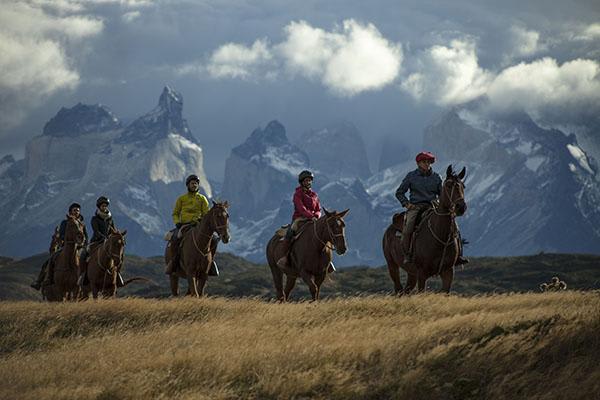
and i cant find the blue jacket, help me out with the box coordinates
[395,168,442,207]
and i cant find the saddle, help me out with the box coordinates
[275,220,311,242]
[391,207,433,238]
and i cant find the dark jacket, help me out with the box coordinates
[90,211,116,243]
[59,215,88,245]
[395,168,442,207]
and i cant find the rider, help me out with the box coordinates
[39,202,88,287]
[276,170,322,269]
[395,152,468,265]
[84,196,124,286]
[165,174,215,275]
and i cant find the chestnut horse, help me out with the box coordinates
[84,229,127,299]
[266,208,349,301]
[383,165,466,294]
[44,215,86,301]
[165,201,230,297]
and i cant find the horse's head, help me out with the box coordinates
[106,227,127,267]
[209,200,230,244]
[441,165,467,216]
[323,208,350,255]
[65,215,86,245]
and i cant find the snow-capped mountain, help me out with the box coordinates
[0,86,211,257]
[295,121,371,181]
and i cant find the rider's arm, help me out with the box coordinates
[436,174,443,196]
[200,195,209,218]
[293,191,315,219]
[313,196,321,219]
[395,174,412,208]
[59,220,67,241]
[172,196,182,225]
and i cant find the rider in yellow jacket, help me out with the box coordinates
[166,174,210,275]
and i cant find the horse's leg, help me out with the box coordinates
[440,267,454,294]
[170,274,179,296]
[314,273,326,301]
[417,269,427,293]
[283,275,296,301]
[269,264,285,301]
[300,271,318,301]
[187,273,199,298]
[386,259,403,296]
[196,273,207,297]
[404,273,417,295]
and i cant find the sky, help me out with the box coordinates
[1,0,599,179]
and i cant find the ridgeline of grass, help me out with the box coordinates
[0,293,599,399]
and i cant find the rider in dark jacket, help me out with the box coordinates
[90,196,116,244]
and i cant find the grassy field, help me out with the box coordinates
[0,292,599,399]
[1,252,599,301]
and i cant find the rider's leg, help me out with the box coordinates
[401,208,420,263]
[276,223,295,269]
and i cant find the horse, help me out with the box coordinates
[383,165,466,294]
[266,208,349,301]
[165,201,230,297]
[44,215,86,301]
[83,228,132,299]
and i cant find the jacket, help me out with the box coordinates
[172,191,210,225]
[395,168,442,207]
[292,186,321,220]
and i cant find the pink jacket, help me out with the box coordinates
[292,186,321,220]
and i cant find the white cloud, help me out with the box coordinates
[0,2,104,129]
[486,57,600,121]
[401,38,493,105]
[206,39,274,79]
[572,23,600,41]
[122,10,141,22]
[278,20,403,96]
[509,26,542,57]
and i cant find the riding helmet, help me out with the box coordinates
[298,170,314,184]
[96,196,110,208]
[68,202,81,212]
[186,174,200,186]
[415,151,436,163]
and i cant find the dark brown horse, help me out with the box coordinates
[84,229,127,299]
[266,208,349,301]
[383,165,466,294]
[165,201,230,297]
[44,215,86,301]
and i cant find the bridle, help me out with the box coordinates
[191,205,229,258]
[312,216,345,252]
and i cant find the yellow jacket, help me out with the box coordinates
[172,192,209,225]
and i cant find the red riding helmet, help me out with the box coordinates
[416,151,436,163]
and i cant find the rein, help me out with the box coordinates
[189,208,227,258]
[312,217,344,252]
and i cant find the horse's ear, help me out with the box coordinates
[122,229,127,236]
[337,209,350,218]
[212,200,216,207]
[223,201,229,208]
[323,208,332,217]
[446,165,453,179]
[457,167,466,180]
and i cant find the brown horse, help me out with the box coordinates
[165,201,230,297]
[84,229,127,299]
[44,215,86,301]
[383,165,466,294]
[266,208,349,301]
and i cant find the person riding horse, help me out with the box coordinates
[276,170,334,273]
[36,203,88,287]
[82,196,124,286]
[395,152,468,266]
[166,174,218,276]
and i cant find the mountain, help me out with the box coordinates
[295,122,371,180]
[378,134,412,171]
[367,108,600,257]
[0,86,211,257]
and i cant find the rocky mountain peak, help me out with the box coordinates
[233,120,297,160]
[43,103,120,137]
[158,85,183,115]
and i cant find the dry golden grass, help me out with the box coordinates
[1,292,599,399]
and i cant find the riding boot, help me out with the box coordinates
[208,261,219,277]
[403,237,415,265]
[276,238,291,269]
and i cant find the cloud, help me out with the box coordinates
[486,57,600,122]
[0,2,104,129]
[572,23,600,41]
[277,20,403,96]
[508,26,542,57]
[122,10,141,22]
[401,38,493,105]
[206,39,274,79]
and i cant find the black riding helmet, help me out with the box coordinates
[68,202,81,212]
[96,196,110,208]
[186,174,200,186]
[298,170,314,184]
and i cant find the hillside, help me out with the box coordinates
[0,293,599,399]
[1,253,599,301]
